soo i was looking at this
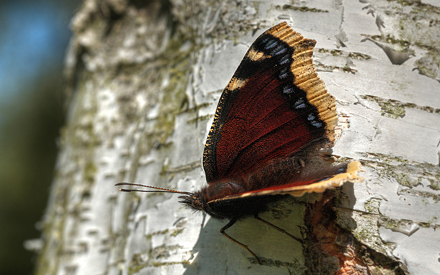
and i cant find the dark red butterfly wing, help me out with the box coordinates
[203,22,340,185]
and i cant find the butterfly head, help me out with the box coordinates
[178,192,205,212]
[179,191,229,219]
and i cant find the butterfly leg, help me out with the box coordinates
[220,218,262,264]
[254,214,303,244]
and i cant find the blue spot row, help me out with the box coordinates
[279,80,323,129]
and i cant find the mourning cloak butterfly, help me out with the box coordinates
[117,22,363,264]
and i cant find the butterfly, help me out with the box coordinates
[116,22,363,264]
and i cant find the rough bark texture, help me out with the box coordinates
[36,0,440,274]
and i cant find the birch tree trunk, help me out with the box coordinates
[36,0,440,274]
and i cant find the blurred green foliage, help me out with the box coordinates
[0,70,65,274]
[0,0,77,274]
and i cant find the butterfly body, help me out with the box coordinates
[181,142,350,220]
[180,183,287,220]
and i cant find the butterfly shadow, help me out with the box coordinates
[338,180,359,230]
[342,181,358,208]
[182,183,360,274]
[182,197,312,274]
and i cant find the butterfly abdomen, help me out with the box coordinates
[202,189,288,220]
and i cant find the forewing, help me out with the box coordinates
[203,22,337,183]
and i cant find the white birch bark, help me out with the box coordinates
[36,0,440,274]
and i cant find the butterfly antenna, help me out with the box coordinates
[115,182,191,195]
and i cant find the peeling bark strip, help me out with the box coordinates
[36,0,440,274]
[304,192,408,274]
